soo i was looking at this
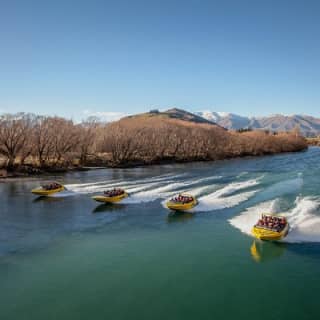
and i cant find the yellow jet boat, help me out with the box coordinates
[92,188,128,203]
[166,194,198,211]
[252,214,289,241]
[31,182,65,196]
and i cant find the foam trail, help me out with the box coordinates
[67,173,220,194]
[186,185,214,197]
[129,176,216,203]
[212,179,260,198]
[68,177,171,194]
[125,182,166,193]
[193,190,259,212]
[194,175,222,183]
[127,182,195,203]
[69,181,149,194]
[237,172,249,178]
[66,173,186,192]
[120,182,180,204]
[161,179,260,212]
[66,179,120,189]
[229,197,320,243]
[192,178,261,212]
[285,197,320,243]
[126,176,221,203]
[229,199,280,236]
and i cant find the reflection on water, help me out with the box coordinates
[92,203,126,213]
[166,211,194,223]
[32,196,65,203]
[250,240,286,263]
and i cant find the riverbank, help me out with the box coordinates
[0,165,105,180]
[0,145,310,181]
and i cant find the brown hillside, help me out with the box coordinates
[125,108,221,126]
[101,110,307,165]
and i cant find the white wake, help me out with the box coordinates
[161,178,261,212]
[229,197,320,243]
[124,176,221,203]
[65,173,187,193]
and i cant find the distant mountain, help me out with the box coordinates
[196,111,320,136]
[196,111,251,130]
[251,115,320,137]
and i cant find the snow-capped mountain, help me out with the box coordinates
[195,111,251,130]
[196,111,228,123]
[196,111,320,136]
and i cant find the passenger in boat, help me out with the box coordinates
[171,194,193,204]
[257,215,287,231]
[43,182,60,190]
[104,188,124,197]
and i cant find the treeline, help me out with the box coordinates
[103,117,307,164]
[0,113,308,173]
[0,113,100,171]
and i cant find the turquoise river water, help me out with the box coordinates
[1,147,320,320]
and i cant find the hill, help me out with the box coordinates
[102,108,307,166]
[126,108,222,126]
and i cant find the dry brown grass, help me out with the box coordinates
[99,115,307,165]
[306,137,320,146]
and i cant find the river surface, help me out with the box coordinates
[1,147,320,320]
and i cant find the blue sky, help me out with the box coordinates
[1,0,320,120]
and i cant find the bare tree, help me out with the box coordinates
[32,116,55,167]
[50,118,80,165]
[77,118,99,165]
[0,113,33,170]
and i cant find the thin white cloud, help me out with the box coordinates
[81,110,128,122]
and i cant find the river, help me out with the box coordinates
[1,147,320,320]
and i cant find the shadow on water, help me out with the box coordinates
[92,203,126,213]
[250,240,286,263]
[250,240,320,263]
[167,211,194,223]
[32,196,64,203]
